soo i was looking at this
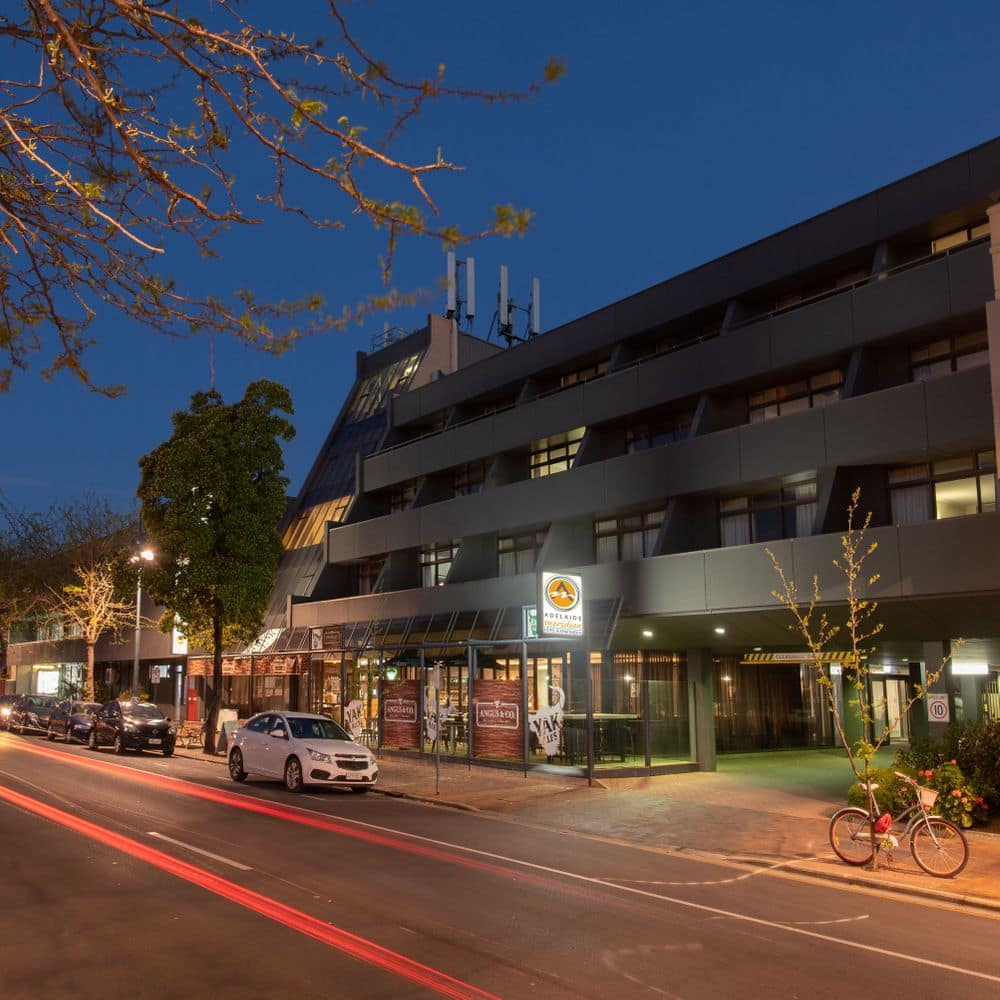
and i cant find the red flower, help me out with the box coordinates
[952,789,962,798]
[951,759,957,765]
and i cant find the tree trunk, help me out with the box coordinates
[86,642,96,702]
[203,614,223,754]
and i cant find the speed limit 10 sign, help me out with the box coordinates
[926,693,950,723]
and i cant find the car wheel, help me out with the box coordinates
[162,747,173,757]
[113,733,125,755]
[350,786,370,794]
[284,756,304,792]
[88,729,98,750]
[228,748,247,783]
[47,726,55,741]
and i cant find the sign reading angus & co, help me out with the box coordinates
[381,679,420,750]
[471,679,524,761]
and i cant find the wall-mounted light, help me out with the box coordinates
[642,629,653,638]
[714,626,726,635]
[952,662,989,676]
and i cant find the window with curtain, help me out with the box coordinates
[749,370,842,424]
[529,427,585,478]
[889,452,997,524]
[720,480,817,547]
[420,542,457,587]
[594,509,665,563]
[911,330,988,382]
[498,531,547,576]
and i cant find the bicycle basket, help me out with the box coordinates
[918,786,939,808]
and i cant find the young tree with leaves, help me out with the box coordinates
[137,379,295,753]
[0,2,562,394]
[767,488,959,868]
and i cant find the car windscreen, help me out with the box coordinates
[73,703,101,714]
[288,717,351,742]
[32,697,59,708]
[122,703,165,720]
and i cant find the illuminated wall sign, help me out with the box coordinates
[171,620,189,656]
[952,662,989,676]
[523,605,538,639]
[539,571,584,637]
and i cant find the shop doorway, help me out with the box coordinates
[871,677,911,742]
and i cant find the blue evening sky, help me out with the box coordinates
[3,1,999,514]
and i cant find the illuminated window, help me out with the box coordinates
[720,481,816,547]
[595,509,664,562]
[282,497,351,550]
[559,359,608,389]
[911,331,988,382]
[930,222,989,255]
[749,370,842,424]
[890,452,996,525]
[346,353,422,423]
[420,542,456,587]
[498,531,546,576]
[529,427,585,478]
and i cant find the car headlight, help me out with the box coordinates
[0,707,10,717]
[307,749,332,763]
[168,727,176,735]
[124,723,137,732]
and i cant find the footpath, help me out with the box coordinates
[175,743,1000,911]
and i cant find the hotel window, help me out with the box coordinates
[595,508,664,562]
[529,427,585,478]
[356,557,385,596]
[911,331,988,382]
[720,481,817,547]
[889,452,996,525]
[625,411,694,452]
[388,482,417,513]
[420,541,456,587]
[930,222,990,255]
[749,370,842,424]
[559,359,609,389]
[282,496,352,550]
[454,460,489,497]
[498,531,546,576]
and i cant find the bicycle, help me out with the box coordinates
[828,770,969,878]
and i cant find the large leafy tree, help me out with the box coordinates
[0,2,560,394]
[137,379,295,752]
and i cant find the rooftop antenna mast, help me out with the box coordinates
[488,265,542,346]
[445,250,476,330]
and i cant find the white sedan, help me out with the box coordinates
[228,711,378,793]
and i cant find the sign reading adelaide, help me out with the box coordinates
[539,571,584,637]
[471,679,524,760]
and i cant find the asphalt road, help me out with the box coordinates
[2,731,999,999]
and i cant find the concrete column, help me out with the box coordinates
[922,640,952,742]
[686,648,716,771]
[987,204,1000,494]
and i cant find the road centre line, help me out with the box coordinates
[147,831,252,870]
[0,782,497,1000]
[7,740,1000,984]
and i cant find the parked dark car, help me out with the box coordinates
[88,699,176,756]
[0,694,18,731]
[7,694,60,735]
[47,700,102,743]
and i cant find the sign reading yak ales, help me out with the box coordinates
[539,571,584,637]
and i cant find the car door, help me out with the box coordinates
[258,714,289,777]
[51,701,68,737]
[238,714,273,774]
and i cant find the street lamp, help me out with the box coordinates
[130,547,155,695]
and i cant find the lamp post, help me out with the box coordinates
[130,547,154,695]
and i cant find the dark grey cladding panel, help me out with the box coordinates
[738,408,826,481]
[612,281,672,337]
[876,152,972,237]
[327,520,363,562]
[580,367,641,425]
[947,241,994,313]
[663,256,734,317]
[970,140,1000,199]
[667,430,742,493]
[705,539,793,611]
[728,226,802,294]
[419,414,500,471]
[503,390,586,445]
[898,514,1000,597]
[789,527,904,602]
[796,193,880,270]
[825,381,928,465]
[924,365,994,452]
[586,552,710,614]
[852,256,951,343]
[769,292,854,369]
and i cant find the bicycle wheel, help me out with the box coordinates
[910,817,969,878]
[829,807,875,866]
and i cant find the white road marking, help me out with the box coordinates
[147,831,252,871]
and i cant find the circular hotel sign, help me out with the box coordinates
[540,570,584,637]
[545,575,580,611]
